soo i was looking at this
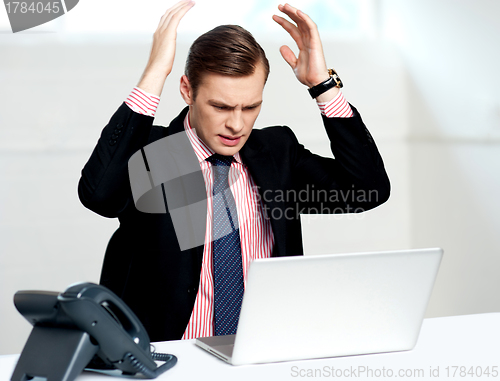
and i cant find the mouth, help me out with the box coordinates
[218,134,242,147]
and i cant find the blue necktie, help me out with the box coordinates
[208,154,244,336]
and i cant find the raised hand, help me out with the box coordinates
[138,0,195,96]
[273,3,338,100]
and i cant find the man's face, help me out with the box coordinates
[180,63,266,156]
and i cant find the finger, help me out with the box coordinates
[166,1,195,27]
[279,3,315,37]
[278,3,302,28]
[157,0,194,29]
[158,1,195,36]
[279,45,297,69]
[296,9,319,35]
[272,14,303,50]
[161,1,194,26]
[158,1,190,26]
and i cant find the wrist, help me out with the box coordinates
[307,68,343,100]
[315,87,340,103]
[137,67,169,97]
[307,73,330,88]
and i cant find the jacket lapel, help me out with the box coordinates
[164,107,205,266]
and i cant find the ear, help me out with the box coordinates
[179,75,194,105]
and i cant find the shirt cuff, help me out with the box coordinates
[124,87,160,117]
[316,90,353,118]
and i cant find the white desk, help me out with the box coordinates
[1,313,499,381]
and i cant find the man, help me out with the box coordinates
[78,0,390,342]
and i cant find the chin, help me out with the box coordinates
[215,146,240,156]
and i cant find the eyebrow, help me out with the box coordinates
[208,99,263,109]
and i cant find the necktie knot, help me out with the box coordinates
[207,154,233,167]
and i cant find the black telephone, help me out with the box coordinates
[12,282,177,381]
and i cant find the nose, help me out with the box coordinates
[225,109,244,134]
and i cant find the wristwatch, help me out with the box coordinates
[308,68,343,99]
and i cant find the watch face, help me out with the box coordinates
[328,68,343,88]
[333,75,343,88]
[328,68,338,76]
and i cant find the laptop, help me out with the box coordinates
[196,248,443,365]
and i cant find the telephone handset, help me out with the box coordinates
[12,282,177,381]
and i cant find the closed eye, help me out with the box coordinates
[209,101,262,111]
[213,105,230,111]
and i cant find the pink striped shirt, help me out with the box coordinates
[180,114,274,339]
[317,90,353,118]
[124,86,353,339]
[125,87,353,119]
[124,87,160,116]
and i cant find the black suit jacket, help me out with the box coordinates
[78,103,390,342]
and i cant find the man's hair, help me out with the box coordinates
[185,25,270,99]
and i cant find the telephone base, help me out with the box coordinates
[11,326,99,381]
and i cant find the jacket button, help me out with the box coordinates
[111,133,119,140]
[116,123,123,131]
[109,139,117,146]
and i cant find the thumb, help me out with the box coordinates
[279,45,297,70]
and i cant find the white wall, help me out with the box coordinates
[0,37,410,355]
[1,0,499,356]
[379,0,500,317]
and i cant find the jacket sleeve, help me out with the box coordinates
[288,104,390,213]
[78,102,157,218]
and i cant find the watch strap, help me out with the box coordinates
[308,69,343,99]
